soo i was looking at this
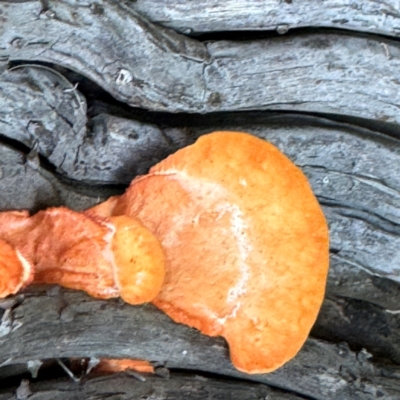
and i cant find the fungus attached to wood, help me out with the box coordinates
[0,131,328,374]
[98,131,329,374]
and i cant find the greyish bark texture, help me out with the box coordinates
[1,287,400,400]
[0,372,305,400]
[2,1,400,121]
[132,0,400,36]
[1,0,400,399]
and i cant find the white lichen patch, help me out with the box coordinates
[0,309,12,337]
[27,360,43,378]
[116,69,133,85]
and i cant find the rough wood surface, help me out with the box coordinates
[0,373,305,400]
[0,288,399,400]
[2,1,400,122]
[132,0,400,37]
[313,296,400,365]
[0,67,189,184]
[0,0,209,112]
[0,142,114,212]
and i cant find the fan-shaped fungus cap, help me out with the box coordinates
[0,208,165,304]
[111,131,329,374]
[0,239,33,298]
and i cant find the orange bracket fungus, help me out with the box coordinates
[0,208,165,305]
[0,131,329,375]
[91,131,330,374]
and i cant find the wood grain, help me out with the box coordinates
[0,373,305,400]
[0,288,399,400]
[132,0,400,37]
[2,1,400,122]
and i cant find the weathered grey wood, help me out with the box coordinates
[0,142,119,212]
[0,67,87,158]
[0,67,191,184]
[132,0,400,37]
[0,0,209,112]
[3,1,400,122]
[0,143,61,212]
[0,288,399,400]
[313,296,400,365]
[0,373,306,400]
[203,35,400,121]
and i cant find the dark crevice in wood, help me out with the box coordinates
[194,26,400,44]
[0,132,31,154]
[0,359,70,390]
[313,113,400,141]
[89,100,400,143]
[91,103,400,143]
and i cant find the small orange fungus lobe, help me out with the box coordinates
[0,238,33,298]
[110,215,165,305]
[109,131,329,374]
[94,359,154,374]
